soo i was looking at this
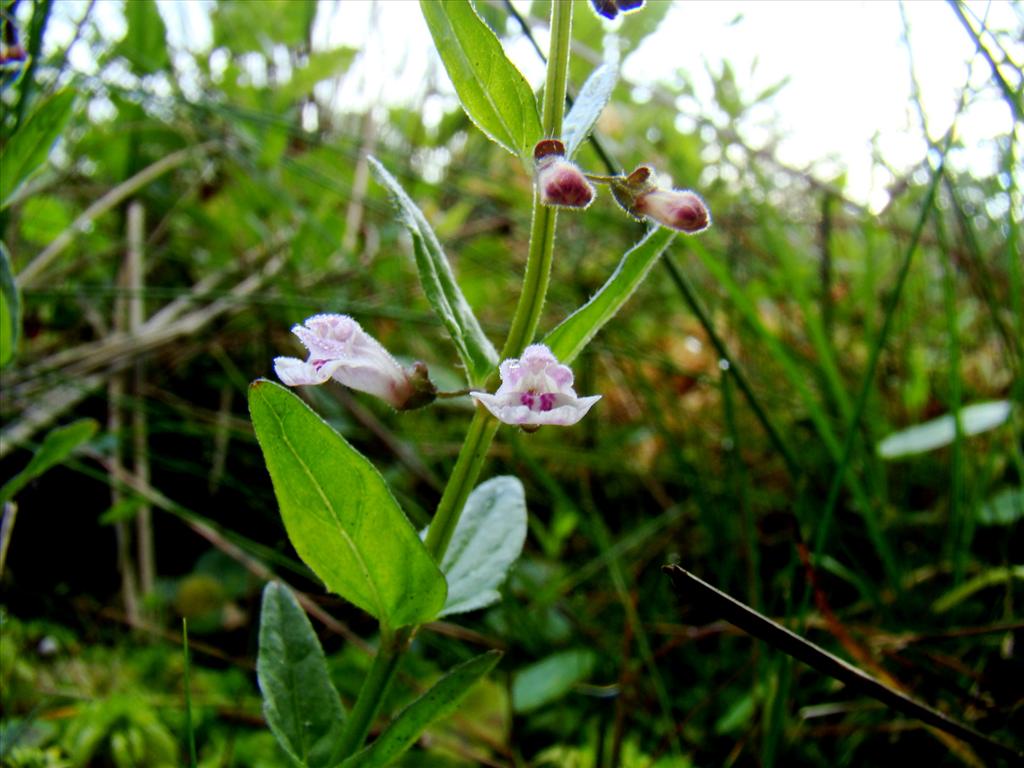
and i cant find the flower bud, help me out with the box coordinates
[534,139,595,210]
[610,165,710,234]
[634,189,711,233]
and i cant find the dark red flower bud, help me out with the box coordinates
[634,189,711,233]
[534,143,595,210]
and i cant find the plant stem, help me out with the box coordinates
[424,410,500,559]
[337,627,410,757]
[428,0,574,562]
[342,2,577,755]
[500,0,572,362]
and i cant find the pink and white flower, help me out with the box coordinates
[274,314,429,409]
[470,344,601,428]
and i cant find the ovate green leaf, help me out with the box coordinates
[976,487,1024,527]
[0,419,98,504]
[420,0,542,161]
[0,89,75,210]
[562,64,617,158]
[436,476,527,617]
[258,583,346,768]
[340,650,502,768]
[370,158,497,385]
[512,649,596,713]
[544,227,676,364]
[0,242,19,367]
[877,400,1013,459]
[248,381,446,628]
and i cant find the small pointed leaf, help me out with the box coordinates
[370,158,497,385]
[544,227,676,364]
[1,242,19,367]
[1,90,75,210]
[248,380,446,628]
[0,419,98,504]
[340,650,502,768]
[562,64,618,158]
[420,0,542,161]
[258,583,346,768]
[115,0,170,75]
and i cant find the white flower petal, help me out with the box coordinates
[470,345,601,428]
[274,357,331,386]
[275,314,416,408]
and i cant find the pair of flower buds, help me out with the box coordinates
[534,139,710,234]
[275,315,600,428]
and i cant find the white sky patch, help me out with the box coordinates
[41,0,1020,213]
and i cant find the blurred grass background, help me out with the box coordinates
[1,0,1021,766]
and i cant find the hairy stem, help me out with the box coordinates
[342,2,577,755]
[337,627,410,757]
[427,0,574,562]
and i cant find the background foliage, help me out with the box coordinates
[1,0,1021,766]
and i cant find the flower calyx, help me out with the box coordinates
[274,313,436,410]
[470,344,601,431]
[534,139,595,210]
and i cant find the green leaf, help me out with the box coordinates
[98,497,146,526]
[932,566,1024,614]
[258,583,346,768]
[213,0,318,54]
[369,158,498,385]
[115,0,169,75]
[340,650,502,768]
[714,692,756,735]
[1,242,19,367]
[976,487,1024,527]
[512,649,596,713]
[420,0,542,160]
[562,64,617,158]
[275,48,358,107]
[0,419,98,505]
[877,400,1013,459]
[0,89,75,210]
[544,227,676,364]
[248,381,446,628]
[435,476,527,617]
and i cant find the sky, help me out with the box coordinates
[46,0,1022,213]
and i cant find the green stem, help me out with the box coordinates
[341,1,577,755]
[424,410,500,559]
[540,0,572,141]
[337,627,410,757]
[499,0,572,361]
[428,0,574,558]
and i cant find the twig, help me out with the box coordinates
[127,200,156,600]
[663,566,1024,765]
[0,501,18,578]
